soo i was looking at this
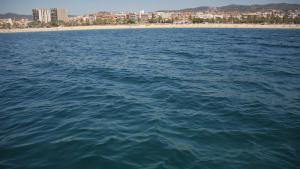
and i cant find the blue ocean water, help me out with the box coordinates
[0,28,300,169]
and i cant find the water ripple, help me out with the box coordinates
[0,29,300,169]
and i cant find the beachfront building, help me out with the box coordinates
[288,10,300,19]
[139,10,145,18]
[88,14,97,22]
[156,12,173,19]
[0,18,13,25]
[193,12,214,19]
[115,13,127,20]
[0,18,13,29]
[115,13,127,24]
[139,13,150,23]
[51,8,68,22]
[0,18,30,29]
[127,13,138,22]
[96,12,116,20]
[32,9,51,23]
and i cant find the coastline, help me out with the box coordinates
[1,24,300,33]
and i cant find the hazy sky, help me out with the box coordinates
[1,0,300,15]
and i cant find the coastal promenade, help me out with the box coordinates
[1,24,300,33]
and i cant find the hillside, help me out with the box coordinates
[159,3,300,12]
[0,13,32,20]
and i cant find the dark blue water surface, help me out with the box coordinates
[0,28,300,169]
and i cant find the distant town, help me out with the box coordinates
[1,3,300,29]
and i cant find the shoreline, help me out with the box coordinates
[1,24,300,33]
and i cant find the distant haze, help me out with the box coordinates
[1,0,300,15]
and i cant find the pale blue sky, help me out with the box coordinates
[1,0,300,15]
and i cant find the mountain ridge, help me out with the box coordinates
[158,3,300,12]
[0,13,32,20]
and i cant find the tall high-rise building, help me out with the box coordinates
[32,9,51,23]
[51,8,68,22]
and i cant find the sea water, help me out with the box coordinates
[0,28,299,169]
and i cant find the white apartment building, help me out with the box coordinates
[32,9,51,23]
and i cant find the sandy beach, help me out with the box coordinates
[1,24,300,33]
